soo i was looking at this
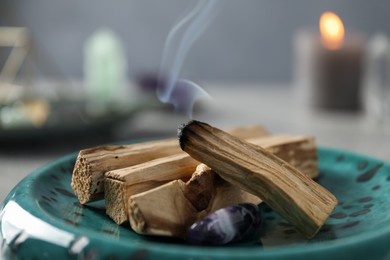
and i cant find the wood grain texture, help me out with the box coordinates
[105,134,317,225]
[104,154,198,224]
[178,120,337,239]
[129,180,198,238]
[128,164,261,238]
[248,135,318,179]
[71,140,179,204]
[71,125,269,204]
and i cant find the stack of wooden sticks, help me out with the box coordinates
[71,121,337,239]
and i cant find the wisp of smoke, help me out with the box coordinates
[157,0,219,118]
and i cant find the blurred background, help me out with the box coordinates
[1,0,390,201]
[1,0,389,82]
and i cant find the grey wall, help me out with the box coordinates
[1,0,390,83]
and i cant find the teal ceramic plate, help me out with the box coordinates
[1,146,390,259]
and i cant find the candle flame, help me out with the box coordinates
[320,12,345,50]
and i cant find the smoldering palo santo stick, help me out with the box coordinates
[178,120,337,239]
[71,125,269,204]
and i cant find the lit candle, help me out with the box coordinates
[320,12,345,50]
[295,12,365,111]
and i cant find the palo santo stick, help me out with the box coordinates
[248,135,318,179]
[105,153,199,224]
[129,180,196,238]
[128,164,261,238]
[178,120,337,239]
[105,134,317,225]
[71,125,269,204]
[71,139,178,204]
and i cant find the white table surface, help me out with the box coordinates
[2,83,390,203]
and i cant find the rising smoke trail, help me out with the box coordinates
[157,0,220,117]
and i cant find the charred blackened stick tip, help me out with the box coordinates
[177,120,195,150]
[177,120,204,150]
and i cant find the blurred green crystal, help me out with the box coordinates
[84,27,129,116]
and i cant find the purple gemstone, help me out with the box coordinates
[135,73,161,92]
[186,203,261,245]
